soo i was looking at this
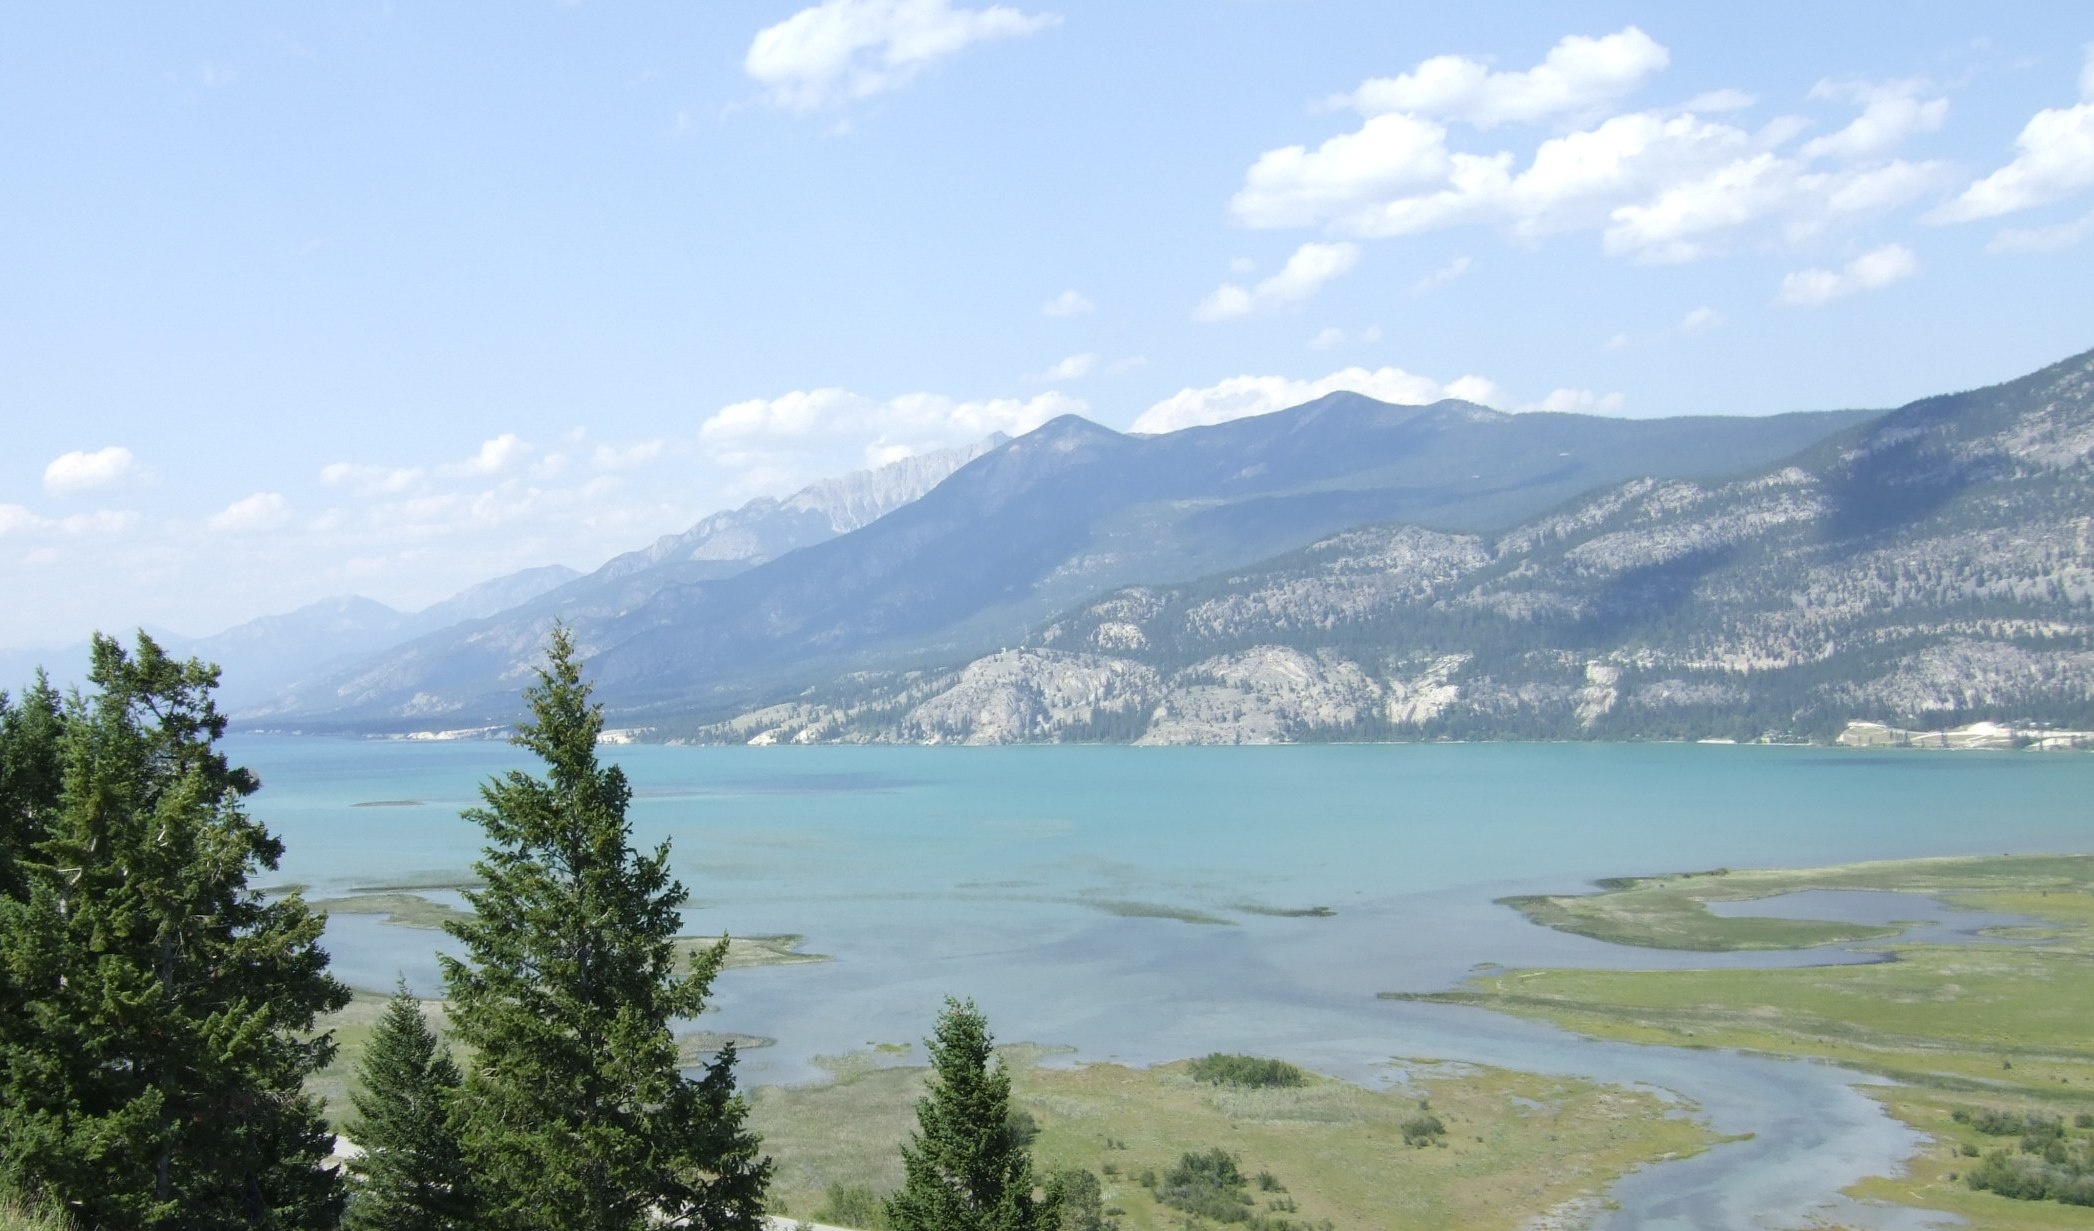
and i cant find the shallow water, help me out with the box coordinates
[234,737,2094,1230]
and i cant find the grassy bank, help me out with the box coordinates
[750,1048,1714,1231]
[1405,853,2094,1228]
[1498,853,2094,951]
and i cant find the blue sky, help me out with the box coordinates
[4,1,2092,650]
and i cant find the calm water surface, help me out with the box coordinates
[235,738,2094,1231]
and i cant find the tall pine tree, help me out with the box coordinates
[0,634,349,1229]
[887,999,1058,1231]
[343,981,474,1231]
[441,627,770,1231]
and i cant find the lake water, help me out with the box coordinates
[235,737,2094,1231]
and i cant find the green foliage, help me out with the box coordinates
[816,1182,893,1229]
[1043,1169,1115,1231]
[1184,1055,1307,1089]
[343,982,474,1231]
[440,627,770,1231]
[1952,1105,2094,1207]
[0,634,349,1230]
[1400,1114,1447,1147]
[1156,1149,1251,1223]
[886,998,1058,1231]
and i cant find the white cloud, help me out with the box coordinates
[1233,45,1951,265]
[1927,87,2094,222]
[1801,79,1948,162]
[1410,254,1471,294]
[746,0,1059,112]
[1682,88,1756,113]
[1032,352,1096,380]
[1307,324,1382,350]
[1195,241,1360,321]
[208,492,291,534]
[1521,388,1626,413]
[1131,365,1504,434]
[592,439,667,470]
[320,461,423,496]
[1987,208,2094,253]
[43,446,137,497]
[1232,112,1458,231]
[1334,27,1668,128]
[1678,305,1725,335]
[700,386,1082,484]
[437,433,530,478]
[1775,243,1919,307]
[1604,331,1633,352]
[1040,289,1093,317]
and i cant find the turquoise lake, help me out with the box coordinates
[235,736,2094,1231]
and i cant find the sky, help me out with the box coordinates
[4,2,2092,650]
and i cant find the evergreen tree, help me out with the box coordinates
[0,633,349,1229]
[343,981,474,1231]
[441,627,770,1231]
[886,999,1058,1231]
[0,673,66,900]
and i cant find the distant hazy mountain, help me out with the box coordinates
[708,346,2094,745]
[249,436,1011,723]
[0,564,581,711]
[256,395,1877,731]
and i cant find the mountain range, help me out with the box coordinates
[254,392,1878,732]
[689,346,2094,744]
[20,346,2088,746]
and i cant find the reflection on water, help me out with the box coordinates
[230,737,2094,1231]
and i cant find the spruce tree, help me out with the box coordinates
[0,633,349,1229]
[441,627,770,1231]
[343,981,474,1231]
[887,999,1058,1231]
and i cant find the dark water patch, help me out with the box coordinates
[1072,897,1235,926]
[1232,901,1338,918]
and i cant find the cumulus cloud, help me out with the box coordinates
[1682,88,1756,113]
[438,433,530,478]
[1801,79,1948,162]
[1040,289,1094,317]
[43,446,137,497]
[746,0,1059,111]
[1927,53,2094,222]
[208,492,291,534]
[1775,243,1919,306]
[1987,208,2094,253]
[1195,241,1360,321]
[1332,27,1668,128]
[1131,365,1505,434]
[0,505,138,538]
[1231,32,1951,265]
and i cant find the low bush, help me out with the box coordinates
[815,1182,891,1230]
[1186,1054,1309,1089]
[1401,1113,1447,1147]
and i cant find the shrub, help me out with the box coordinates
[1401,1114,1447,1147]
[816,1182,891,1230]
[1158,1149,1253,1224]
[1186,1054,1309,1089]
